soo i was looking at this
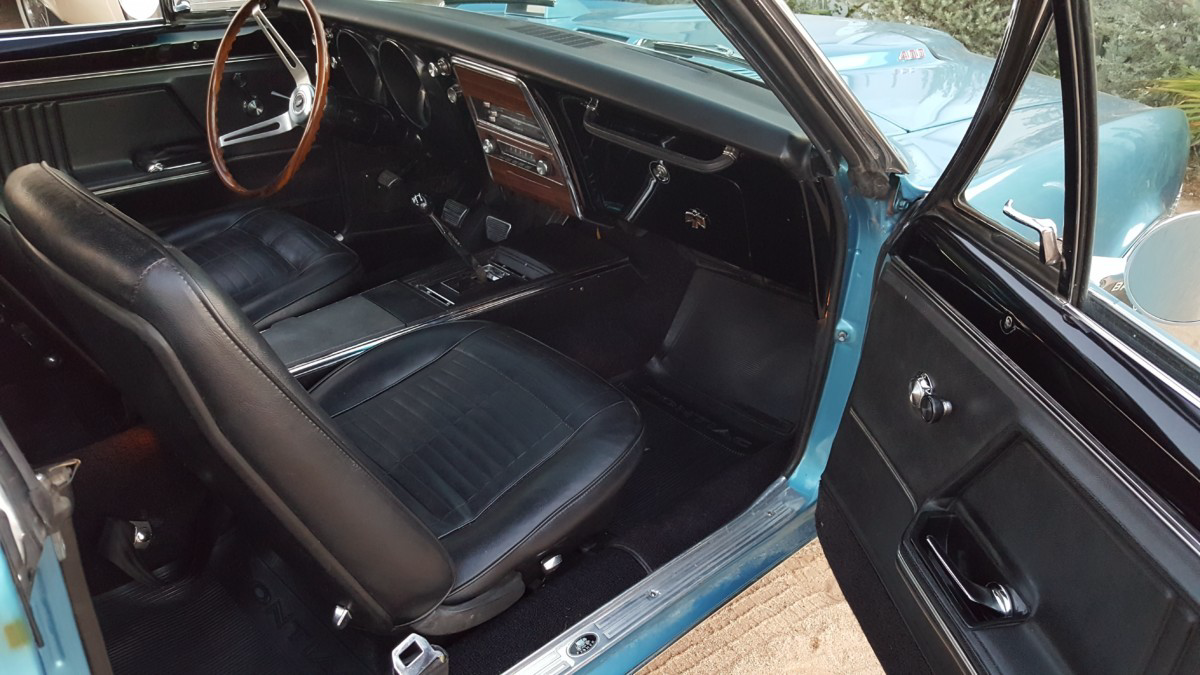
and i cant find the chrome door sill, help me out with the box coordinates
[506,477,812,674]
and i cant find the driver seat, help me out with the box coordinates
[161,207,361,328]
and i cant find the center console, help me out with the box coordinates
[261,228,629,379]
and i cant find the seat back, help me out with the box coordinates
[1,163,452,632]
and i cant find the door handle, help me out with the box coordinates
[925,535,1018,618]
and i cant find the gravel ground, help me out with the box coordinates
[642,539,882,675]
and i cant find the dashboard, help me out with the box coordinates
[301,0,834,298]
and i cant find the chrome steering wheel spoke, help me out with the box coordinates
[219,111,296,148]
[252,4,310,88]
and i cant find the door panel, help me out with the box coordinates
[820,257,1200,673]
[0,25,343,233]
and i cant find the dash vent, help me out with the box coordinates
[0,102,68,179]
[508,23,602,49]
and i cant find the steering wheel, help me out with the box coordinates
[206,0,329,198]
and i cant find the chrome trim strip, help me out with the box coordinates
[1080,290,1200,410]
[507,478,807,674]
[287,260,627,376]
[451,55,584,218]
[0,19,162,42]
[848,407,916,509]
[896,552,978,674]
[0,54,274,90]
[93,168,213,197]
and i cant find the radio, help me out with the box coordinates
[480,136,554,177]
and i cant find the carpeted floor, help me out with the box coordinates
[641,539,882,675]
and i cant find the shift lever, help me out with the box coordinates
[412,194,488,282]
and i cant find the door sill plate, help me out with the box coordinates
[507,477,812,674]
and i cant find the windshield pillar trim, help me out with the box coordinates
[693,0,907,198]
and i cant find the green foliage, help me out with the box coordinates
[1155,70,1200,145]
[851,0,1010,57]
[847,0,1200,109]
[1091,0,1200,108]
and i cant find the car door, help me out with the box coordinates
[818,0,1200,672]
[0,1,342,234]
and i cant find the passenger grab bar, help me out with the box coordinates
[925,535,1018,618]
[581,99,739,173]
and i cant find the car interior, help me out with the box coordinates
[0,2,843,673]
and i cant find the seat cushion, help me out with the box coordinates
[311,321,644,604]
[163,207,360,328]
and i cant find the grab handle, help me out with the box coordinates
[582,100,738,173]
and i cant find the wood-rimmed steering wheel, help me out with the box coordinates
[206,0,329,198]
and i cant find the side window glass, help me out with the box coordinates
[1082,0,1200,384]
[1,0,162,31]
[962,25,1066,251]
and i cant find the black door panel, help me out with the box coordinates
[821,260,1200,673]
[0,25,342,232]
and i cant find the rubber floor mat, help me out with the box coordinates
[93,545,385,675]
[94,573,305,675]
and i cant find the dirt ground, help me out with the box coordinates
[641,539,882,675]
[0,0,23,31]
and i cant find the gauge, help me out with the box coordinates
[378,40,430,129]
[336,30,380,100]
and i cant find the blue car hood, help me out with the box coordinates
[529,3,1065,132]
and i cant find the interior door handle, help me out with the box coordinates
[925,535,1018,618]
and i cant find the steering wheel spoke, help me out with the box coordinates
[252,5,310,88]
[219,111,297,148]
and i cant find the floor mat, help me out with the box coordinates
[443,547,646,675]
[94,543,386,675]
[95,572,306,675]
[605,385,792,569]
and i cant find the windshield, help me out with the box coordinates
[431,1,762,79]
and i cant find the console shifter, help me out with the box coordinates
[412,193,489,282]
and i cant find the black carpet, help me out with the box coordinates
[604,383,792,569]
[441,382,791,674]
[94,540,388,675]
[0,358,127,467]
[70,427,210,595]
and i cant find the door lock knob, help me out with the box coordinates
[919,394,952,423]
[909,373,952,423]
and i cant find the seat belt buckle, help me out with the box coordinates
[392,633,448,675]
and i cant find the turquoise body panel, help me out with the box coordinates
[1,543,89,675]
